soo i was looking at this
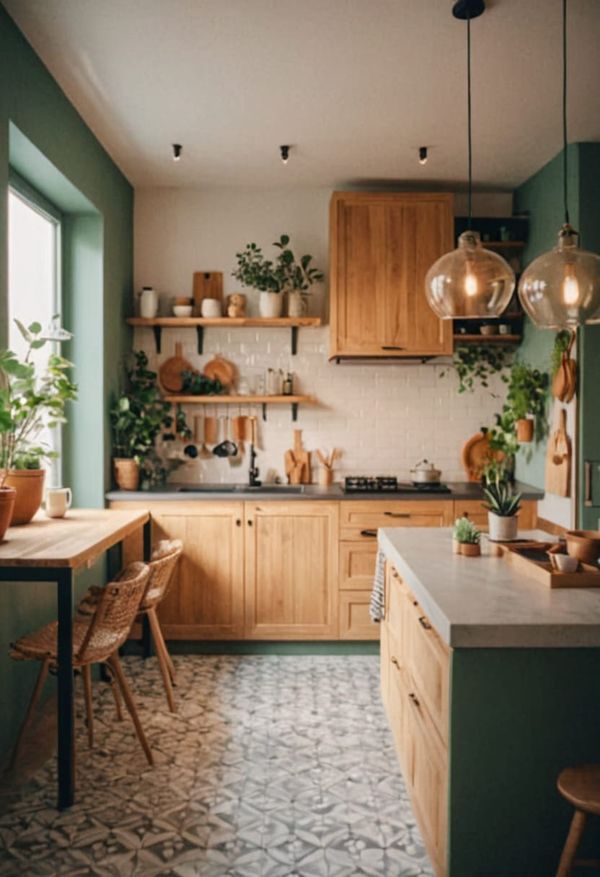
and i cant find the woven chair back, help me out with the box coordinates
[140,539,183,611]
[77,561,150,664]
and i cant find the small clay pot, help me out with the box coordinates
[460,542,481,557]
[452,539,461,555]
[0,486,17,540]
[516,418,534,443]
[113,458,140,491]
[4,469,46,525]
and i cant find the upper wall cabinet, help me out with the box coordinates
[329,192,454,360]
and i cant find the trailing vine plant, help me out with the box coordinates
[440,343,513,394]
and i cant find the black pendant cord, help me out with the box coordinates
[467,11,472,229]
[562,0,570,225]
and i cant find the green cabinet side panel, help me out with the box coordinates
[448,648,600,877]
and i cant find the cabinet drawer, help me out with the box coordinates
[339,591,379,640]
[341,500,453,540]
[339,541,378,589]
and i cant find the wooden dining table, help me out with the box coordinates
[0,508,151,809]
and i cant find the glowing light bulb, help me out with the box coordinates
[562,264,579,305]
[465,270,478,297]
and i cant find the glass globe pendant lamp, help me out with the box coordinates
[425,0,515,320]
[517,0,600,329]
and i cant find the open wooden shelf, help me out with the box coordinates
[127,316,322,355]
[453,334,522,344]
[163,394,317,422]
[482,241,525,250]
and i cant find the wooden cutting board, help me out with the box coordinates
[293,429,311,485]
[203,355,236,389]
[461,430,504,482]
[193,272,223,312]
[159,342,193,393]
[545,408,571,497]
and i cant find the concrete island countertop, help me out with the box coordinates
[106,480,543,503]
[379,527,600,649]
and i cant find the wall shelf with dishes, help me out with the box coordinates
[163,394,316,422]
[452,216,528,347]
[127,316,322,355]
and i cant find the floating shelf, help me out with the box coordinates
[163,394,316,422]
[127,316,322,355]
[453,334,522,344]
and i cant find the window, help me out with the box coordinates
[8,183,62,485]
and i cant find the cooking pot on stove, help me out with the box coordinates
[410,459,442,484]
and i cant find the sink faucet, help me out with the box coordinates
[248,443,261,487]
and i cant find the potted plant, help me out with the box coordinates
[0,320,77,526]
[504,360,548,443]
[482,476,522,541]
[452,516,481,556]
[232,235,323,318]
[110,351,180,490]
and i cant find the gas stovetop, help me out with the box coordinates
[343,476,451,494]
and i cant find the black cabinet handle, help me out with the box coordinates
[381,345,405,350]
[390,656,400,669]
[585,460,593,507]
[236,519,242,527]
[247,520,253,527]
[384,512,411,518]
[360,529,378,538]
[418,615,432,631]
[408,692,420,707]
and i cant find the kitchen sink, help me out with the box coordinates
[177,484,305,494]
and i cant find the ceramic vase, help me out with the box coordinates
[259,292,283,318]
[139,287,158,318]
[488,512,518,542]
[287,291,307,318]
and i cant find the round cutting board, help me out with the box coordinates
[159,342,193,393]
[203,355,236,389]
[461,430,504,482]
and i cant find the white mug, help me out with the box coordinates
[45,487,72,519]
[201,298,222,318]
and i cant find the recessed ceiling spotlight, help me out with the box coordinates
[172,143,182,161]
[280,145,290,164]
[418,146,428,166]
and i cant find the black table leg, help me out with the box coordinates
[141,518,154,658]
[56,567,75,810]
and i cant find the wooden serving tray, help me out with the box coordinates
[498,541,600,589]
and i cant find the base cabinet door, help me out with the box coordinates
[244,502,339,639]
[150,502,245,639]
[339,590,379,640]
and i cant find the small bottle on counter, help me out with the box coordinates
[282,372,294,395]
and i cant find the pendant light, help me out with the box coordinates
[518,0,600,329]
[425,0,515,320]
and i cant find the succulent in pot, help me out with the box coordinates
[0,320,77,527]
[452,516,481,556]
[482,477,522,542]
[232,235,324,318]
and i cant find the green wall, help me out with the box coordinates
[0,6,133,758]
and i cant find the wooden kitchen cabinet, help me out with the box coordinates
[244,501,339,639]
[329,192,454,359]
[110,500,245,639]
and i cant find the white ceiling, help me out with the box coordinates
[4,0,600,190]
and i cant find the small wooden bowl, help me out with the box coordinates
[565,530,600,565]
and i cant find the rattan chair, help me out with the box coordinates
[10,561,153,768]
[133,539,183,713]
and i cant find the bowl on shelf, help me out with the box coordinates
[480,325,499,336]
[173,305,193,317]
[565,530,600,565]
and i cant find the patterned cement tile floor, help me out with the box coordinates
[0,655,434,877]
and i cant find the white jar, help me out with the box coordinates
[201,298,222,318]
[140,286,158,318]
[259,292,283,318]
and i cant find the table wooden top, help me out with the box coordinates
[0,508,149,569]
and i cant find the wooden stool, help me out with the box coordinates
[556,764,600,876]
[10,562,153,770]
[134,539,183,713]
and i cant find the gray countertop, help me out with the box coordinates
[106,480,543,503]
[379,528,600,649]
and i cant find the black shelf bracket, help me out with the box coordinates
[291,403,299,422]
[196,325,204,355]
[291,326,299,355]
[262,403,267,422]
[153,326,162,353]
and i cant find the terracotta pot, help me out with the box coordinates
[0,487,16,540]
[460,542,481,557]
[113,458,140,491]
[516,418,534,443]
[4,469,45,525]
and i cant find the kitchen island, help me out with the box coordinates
[379,527,600,877]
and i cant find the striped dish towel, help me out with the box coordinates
[369,548,386,622]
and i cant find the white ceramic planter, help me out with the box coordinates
[140,287,158,318]
[259,292,283,318]
[287,291,307,317]
[488,512,518,542]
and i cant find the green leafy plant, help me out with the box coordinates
[111,351,175,460]
[504,360,548,427]
[0,320,77,483]
[453,516,481,544]
[232,235,324,294]
[488,409,519,479]
[551,329,572,376]
[443,344,513,394]
[482,477,522,517]
[180,370,225,396]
